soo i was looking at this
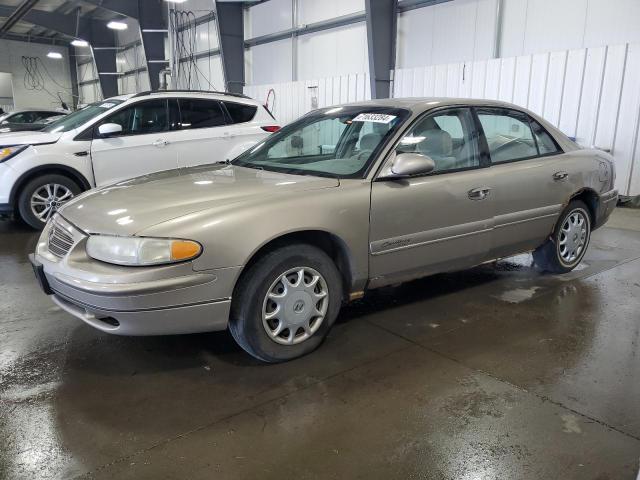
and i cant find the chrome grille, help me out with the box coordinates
[47,221,75,258]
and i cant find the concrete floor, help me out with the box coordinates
[1,210,640,480]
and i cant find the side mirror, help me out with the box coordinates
[380,152,436,179]
[98,123,123,137]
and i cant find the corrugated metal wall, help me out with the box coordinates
[244,72,371,125]
[393,42,640,196]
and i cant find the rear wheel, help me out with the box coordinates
[17,174,81,229]
[533,200,591,273]
[229,244,343,363]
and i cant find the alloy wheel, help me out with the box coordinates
[30,183,74,223]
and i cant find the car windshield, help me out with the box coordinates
[41,100,124,133]
[232,106,410,178]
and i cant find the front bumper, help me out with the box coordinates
[594,189,618,229]
[31,215,240,336]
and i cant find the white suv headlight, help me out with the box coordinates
[86,235,202,266]
[0,145,27,163]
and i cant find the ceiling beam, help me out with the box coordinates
[0,4,78,38]
[80,0,138,19]
[0,0,41,38]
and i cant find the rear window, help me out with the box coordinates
[224,102,257,124]
[178,99,226,129]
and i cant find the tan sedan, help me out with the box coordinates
[30,98,618,362]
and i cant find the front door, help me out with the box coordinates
[90,98,179,186]
[369,107,494,287]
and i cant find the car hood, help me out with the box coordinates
[59,165,340,236]
[0,130,61,146]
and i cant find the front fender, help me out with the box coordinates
[137,180,372,289]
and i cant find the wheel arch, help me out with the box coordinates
[9,164,91,207]
[568,188,600,225]
[235,229,356,302]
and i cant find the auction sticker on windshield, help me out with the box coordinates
[352,113,397,124]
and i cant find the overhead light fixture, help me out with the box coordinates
[107,21,127,30]
[165,0,188,3]
[71,39,89,47]
[46,52,63,59]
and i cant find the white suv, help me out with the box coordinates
[0,91,279,228]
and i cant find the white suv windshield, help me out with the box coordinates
[42,100,124,133]
[233,106,409,178]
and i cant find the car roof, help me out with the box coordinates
[6,108,67,113]
[337,97,536,114]
[105,90,262,107]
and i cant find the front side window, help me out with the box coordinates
[99,99,168,136]
[224,102,257,124]
[6,112,35,124]
[178,99,226,129]
[233,106,409,178]
[396,108,479,173]
[477,108,560,163]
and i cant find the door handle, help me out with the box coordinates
[153,139,170,147]
[553,171,568,181]
[468,187,491,200]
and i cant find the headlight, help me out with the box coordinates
[0,145,27,163]
[86,235,202,266]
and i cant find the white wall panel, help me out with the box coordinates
[543,51,567,126]
[246,38,293,85]
[246,0,292,38]
[396,0,496,69]
[527,52,549,116]
[500,0,640,58]
[298,0,364,25]
[557,48,586,137]
[393,42,640,196]
[296,23,368,81]
[244,72,370,126]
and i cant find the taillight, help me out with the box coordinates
[261,125,281,132]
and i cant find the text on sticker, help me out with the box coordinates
[352,113,397,124]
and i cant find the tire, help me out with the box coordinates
[17,174,82,230]
[533,200,591,274]
[229,244,343,363]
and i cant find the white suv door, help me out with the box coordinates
[174,98,266,168]
[90,98,179,186]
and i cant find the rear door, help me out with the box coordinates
[474,107,573,258]
[174,98,236,168]
[221,101,270,159]
[90,98,179,186]
[369,107,494,286]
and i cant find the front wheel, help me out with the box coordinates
[17,174,81,229]
[229,244,343,363]
[533,200,591,273]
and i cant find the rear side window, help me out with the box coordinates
[477,109,538,163]
[178,99,226,129]
[223,102,257,124]
[531,120,561,155]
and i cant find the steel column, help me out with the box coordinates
[365,0,397,99]
[216,1,244,94]
[80,20,118,98]
[137,0,167,91]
